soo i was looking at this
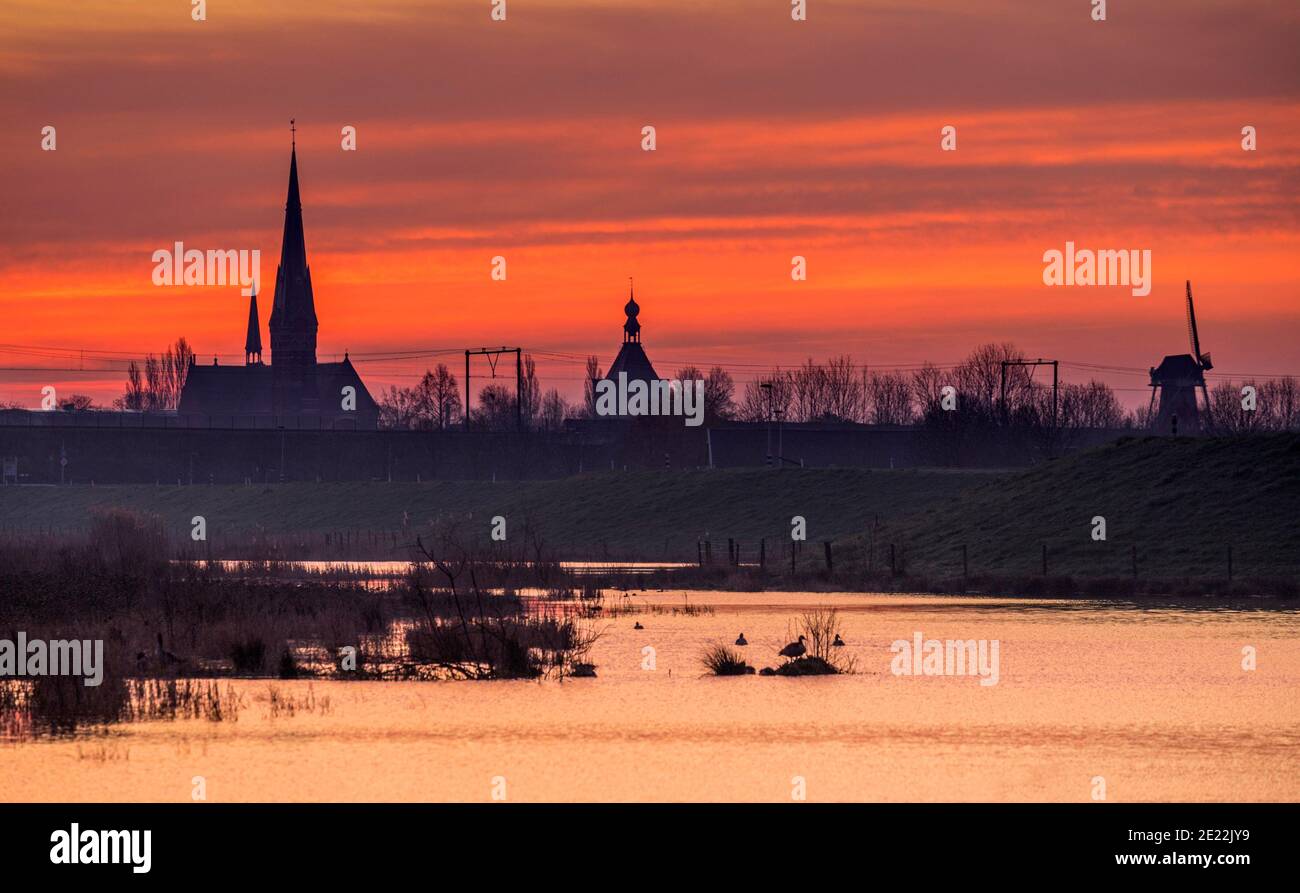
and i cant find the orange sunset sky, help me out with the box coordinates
[1,0,1297,409]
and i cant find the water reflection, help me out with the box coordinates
[2,588,1297,803]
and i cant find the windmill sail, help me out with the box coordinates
[1185,280,1212,370]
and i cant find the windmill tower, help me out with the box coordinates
[1148,281,1213,435]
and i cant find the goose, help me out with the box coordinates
[735,633,748,646]
[778,635,807,660]
[833,634,845,647]
[633,621,644,630]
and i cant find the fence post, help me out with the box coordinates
[823,541,833,575]
[759,537,766,570]
[889,543,896,576]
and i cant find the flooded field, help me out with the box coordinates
[2,591,1297,802]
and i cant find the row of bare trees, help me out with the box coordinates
[379,356,573,432]
[114,337,195,411]
[733,343,1132,431]
[260,340,1300,440]
[1206,377,1300,433]
[377,363,463,430]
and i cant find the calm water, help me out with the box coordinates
[2,592,1297,802]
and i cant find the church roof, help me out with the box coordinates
[178,360,377,421]
[606,342,660,384]
[179,363,273,415]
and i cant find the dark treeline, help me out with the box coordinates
[373,343,1300,439]
[25,339,1297,441]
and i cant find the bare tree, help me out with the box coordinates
[377,385,421,429]
[866,370,914,424]
[1208,380,1262,434]
[910,362,947,415]
[115,337,193,411]
[1261,376,1300,430]
[737,370,793,422]
[538,388,570,432]
[789,358,828,421]
[822,355,864,421]
[115,362,146,411]
[60,394,97,411]
[519,354,541,427]
[582,355,603,418]
[415,363,462,430]
[955,342,1033,417]
[704,366,736,421]
[473,383,516,430]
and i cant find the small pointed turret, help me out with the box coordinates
[245,290,262,364]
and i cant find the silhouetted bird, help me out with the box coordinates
[778,635,807,660]
[735,633,748,646]
[833,634,845,647]
[633,621,644,630]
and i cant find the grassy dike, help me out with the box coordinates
[829,434,1300,583]
[0,466,996,560]
[3,435,1295,585]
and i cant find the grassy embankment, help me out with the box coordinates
[827,434,1300,586]
[0,467,994,560]
[1,434,1295,589]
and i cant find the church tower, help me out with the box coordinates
[604,279,660,386]
[268,128,319,412]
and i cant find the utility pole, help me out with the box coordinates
[464,347,524,432]
[1001,358,1060,450]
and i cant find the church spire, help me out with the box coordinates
[622,277,641,343]
[245,289,262,364]
[268,123,318,370]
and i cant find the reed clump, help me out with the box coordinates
[701,644,753,676]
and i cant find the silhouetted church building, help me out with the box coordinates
[178,145,378,428]
[603,283,661,388]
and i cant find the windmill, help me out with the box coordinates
[1148,280,1213,435]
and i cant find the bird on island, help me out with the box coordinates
[735,633,748,646]
[833,634,845,647]
[633,621,644,630]
[778,635,807,660]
